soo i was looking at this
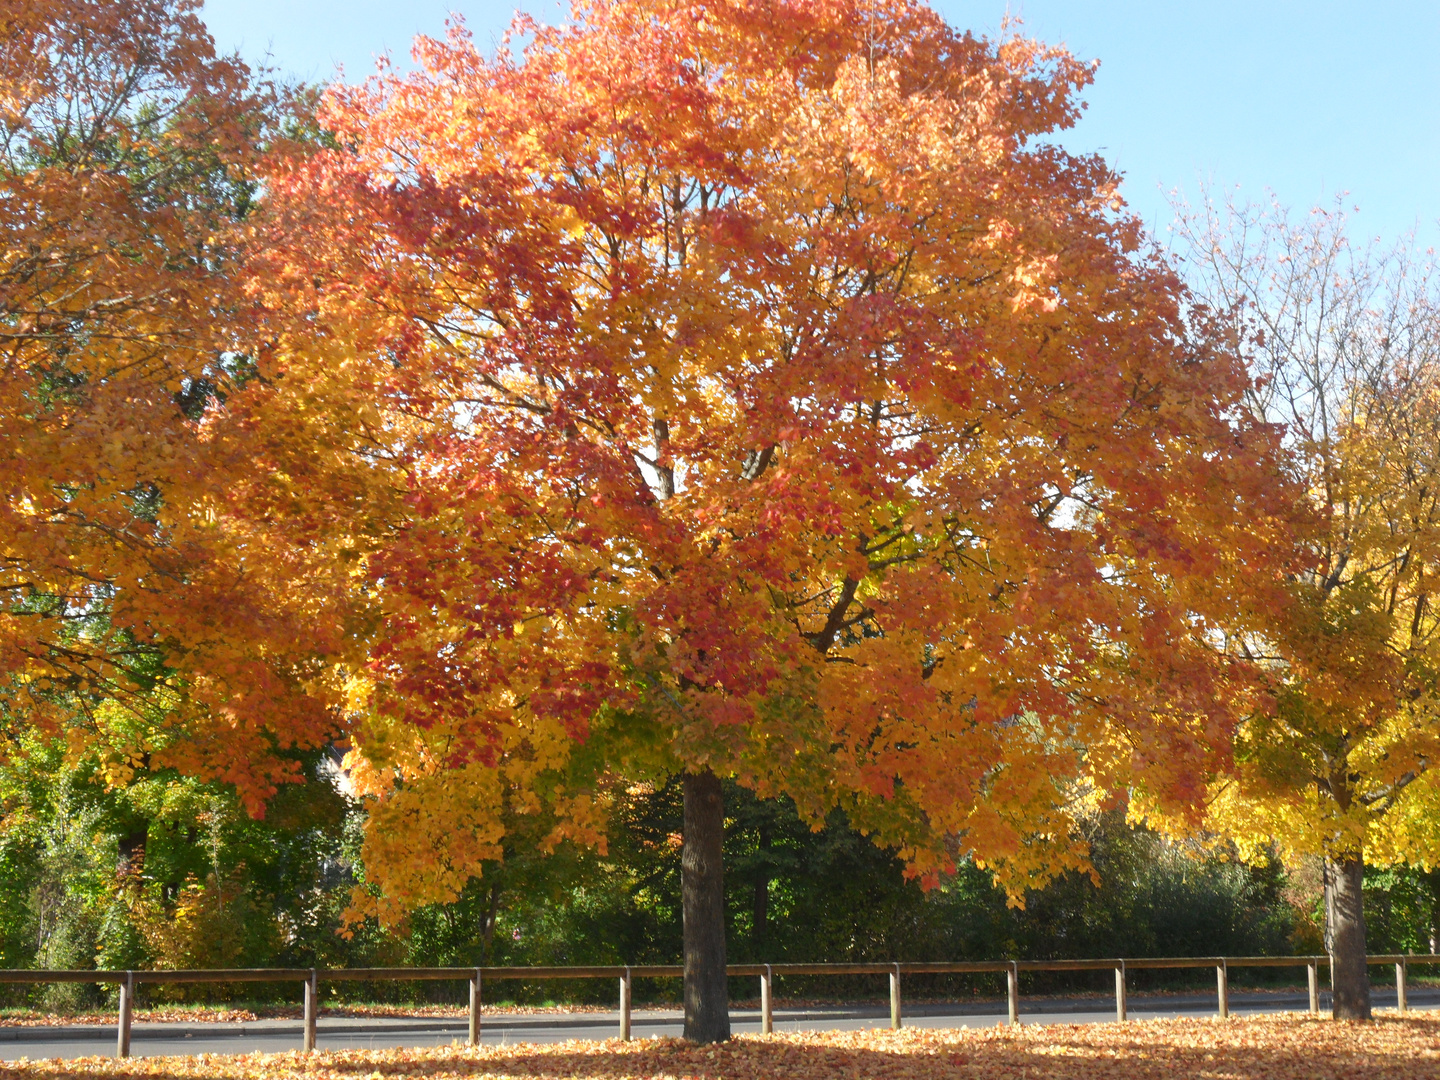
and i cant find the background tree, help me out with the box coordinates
[0,732,358,1004]
[1171,196,1440,1018]
[0,0,348,813]
[260,0,1293,1041]
[0,745,1319,1011]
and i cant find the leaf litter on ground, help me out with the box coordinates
[4,1014,1440,1079]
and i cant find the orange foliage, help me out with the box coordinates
[8,1017,1440,1079]
[0,1,345,807]
[256,0,1295,919]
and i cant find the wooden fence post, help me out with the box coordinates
[469,968,482,1046]
[116,971,133,1059]
[1007,962,1019,1026]
[889,964,901,1030]
[619,967,632,1041]
[1396,958,1408,1014]
[1217,959,1229,1019]
[1114,962,1126,1022]
[303,968,317,1053]
[761,965,773,1035]
[1307,960,1319,1016]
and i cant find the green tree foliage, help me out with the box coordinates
[396,783,1309,1002]
[0,756,1404,1008]
[1363,866,1440,955]
[0,739,358,1001]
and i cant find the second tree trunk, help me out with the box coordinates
[682,768,730,1043]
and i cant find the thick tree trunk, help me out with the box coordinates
[682,769,730,1043]
[1326,855,1371,1019]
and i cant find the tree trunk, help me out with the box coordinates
[1425,868,1440,955]
[753,820,770,956]
[1326,854,1371,1019]
[479,880,502,966]
[682,768,729,1043]
[117,827,146,879]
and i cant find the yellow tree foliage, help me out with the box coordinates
[124,868,277,980]
[1172,196,1440,1017]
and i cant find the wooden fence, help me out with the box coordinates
[1,953,1434,1058]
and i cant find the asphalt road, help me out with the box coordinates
[1,988,1434,1060]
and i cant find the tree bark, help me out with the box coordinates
[753,820,770,956]
[479,880,502,966]
[682,768,730,1043]
[117,826,146,879]
[1326,854,1371,1019]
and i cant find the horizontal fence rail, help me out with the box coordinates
[2,954,1435,1058]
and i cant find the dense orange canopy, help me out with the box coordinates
[0,0,343,806]
[257,0,1293,916]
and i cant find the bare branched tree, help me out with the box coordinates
[1171,191,1440,1020]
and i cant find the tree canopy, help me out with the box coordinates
[1172,196,1440,1017]
[0,0,346,810]
[257,0,1291,926]
[9,0,1367,1041]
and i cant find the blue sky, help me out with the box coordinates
[201,0,1439,247]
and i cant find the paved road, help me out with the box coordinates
[1,988,1434,1060]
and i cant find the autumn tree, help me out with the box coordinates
[262,0,1291,1041]
[1172,197,1440,1019]
[0,1,348,815]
